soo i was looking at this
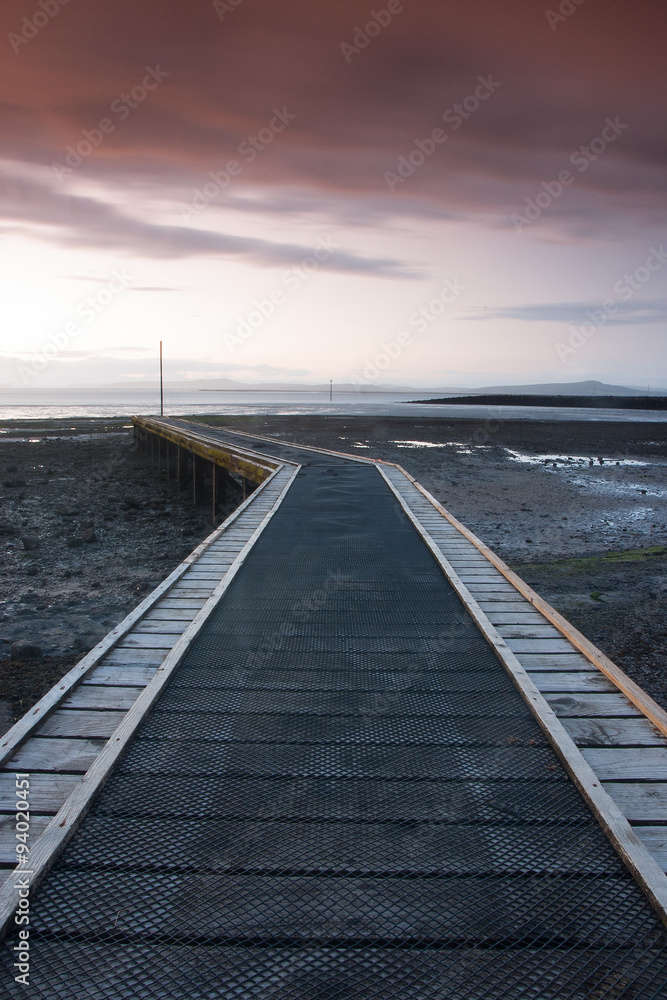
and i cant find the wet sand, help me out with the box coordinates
[1,414,665,720]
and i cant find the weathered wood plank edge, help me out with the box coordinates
[378,464,667,926]
[0,462,301,940]
[135,416,285,476]
[383,461,667,743]
[0,457,287,767]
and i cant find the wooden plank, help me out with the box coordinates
[194,556,236,564]
[0,775,80,813]
[634,828,667,870]
[0,462,301,938]
[457,574,507,584]
[544,693,642,717]
[104,650,166,666]
[6,737,106,773]
[482,612,547,624]
[133,621,188,635]
[379,465,667,921]
[496,624,563,639]
[517,653,594,670]
[476,596,527,606]
[530,672,618,693]
[83,665,156,686]
[184,569,229,579]
[155,599,207,610]
[63,687,140,710]
[604,785,667,822]
[38,710,128,739]
[164,589,217,601]
[562,717,667,748]
[460,584,518,594]
[583,748,667,781]
[143,609,199,622]
[445,565,497,573]
[504,638,577,653]
[0,816,51,864]
[116,635,177,650]
[184,565,231,574]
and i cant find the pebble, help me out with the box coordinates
[21,535,40,551]
[66,537,84,548]
[82,528,98,543]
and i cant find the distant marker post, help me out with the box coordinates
[159,341,164,416]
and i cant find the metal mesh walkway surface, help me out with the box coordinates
[3,460,667,998]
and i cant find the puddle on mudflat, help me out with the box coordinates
[390,440,491,454]
[505,450,648,468]
[0,431,129,444]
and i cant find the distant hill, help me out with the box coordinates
[471,380,664,397]
[100,377,667,395]
[411,394,667,410]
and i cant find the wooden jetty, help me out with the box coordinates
[1,417,667,997]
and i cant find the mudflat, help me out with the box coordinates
[0,414,665,725]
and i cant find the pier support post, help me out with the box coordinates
[193,453,205,505]
[211,461,218,525]
[177,447,188,492]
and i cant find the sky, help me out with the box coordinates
[1,0,666,390]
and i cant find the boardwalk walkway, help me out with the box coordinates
[1,421,667,998]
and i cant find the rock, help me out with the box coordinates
[26,566,38,577]
[0,523,16,537]
[5,465,17,473]
[91,581,101,589]
[3,480,27,488]
[21,535,40,551]
[11,640,42,660]
[123,496,141,509]
[72,636,94,653]
[66,537,84,548]
[81,520,94,530]
[63,569,72,578]
[82,528,97,543]
[57,506,81,516]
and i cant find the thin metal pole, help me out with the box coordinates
[159,341,164,417]
[329,380,333,401]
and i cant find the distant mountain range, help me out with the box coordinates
[102,377,667,396]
